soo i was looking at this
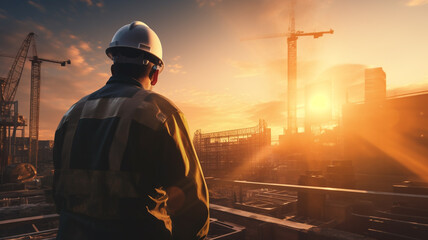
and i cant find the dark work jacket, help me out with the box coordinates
[53,76,209,240]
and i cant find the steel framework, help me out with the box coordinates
[194,120,271,179]
[0,33,34,181]
[28,55,41,168]
[27,37,70,169]
[0,33,70,180]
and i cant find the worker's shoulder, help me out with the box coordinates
[56,94,90,129]
[65,94,91,115]
[132,90,181,129]
[144,91,180,114]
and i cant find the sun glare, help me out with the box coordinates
[309,93,330,113]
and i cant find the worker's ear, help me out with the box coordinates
[149,65,159,86]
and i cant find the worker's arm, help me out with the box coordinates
[160,111,209,240]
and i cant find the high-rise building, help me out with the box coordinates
[365,67,386,103]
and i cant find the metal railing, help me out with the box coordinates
[207,178,428,203]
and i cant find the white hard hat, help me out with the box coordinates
[106,21,164,71]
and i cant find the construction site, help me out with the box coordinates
[1,32,70,182]
[194,119,272,181]
[1,0,428,239]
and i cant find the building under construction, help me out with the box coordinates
[194,120,271,180]
[0,33,69,183]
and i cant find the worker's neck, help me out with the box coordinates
[139,76,152,90]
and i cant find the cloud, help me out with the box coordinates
[167,63,186,74]
[38,67,110,140]
[406,0,428,6]
[160,88,260,137]
[28,0,46,13]
[0,19,110,140]
[167,57,186,74]
[0,21,57,55]
[177,96,288,140]
[213,64,368,136]
[0,9,7,19]
[67,45,94,75]
[79,0,104,8]
[196,0,223,7]
[7,21,54,41]
[227,59,264,78]
[66,34,92,51]
[96,1,104,8]
[206,0,331,40]
[172,56,181,61]
[80,0,93,6]
[79,41,92,52]
[34,24,53,39]
[178,101,255,137]
[246,101,286,126]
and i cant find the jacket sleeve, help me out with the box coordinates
[159,111,209,240]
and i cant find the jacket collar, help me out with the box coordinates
[106,75,142,88]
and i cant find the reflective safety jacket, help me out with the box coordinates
[53,75,209,240]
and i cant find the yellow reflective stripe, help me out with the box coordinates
[61,91,165,171]
[61,100,87,169]
[108,91,151,170]
[132,103,164,130]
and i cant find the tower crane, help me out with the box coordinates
[242,0,333,135]
[0,33,34,180]
[0,32,70,179]
[28,36,71,169]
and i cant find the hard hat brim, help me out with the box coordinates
[106,46,164,72]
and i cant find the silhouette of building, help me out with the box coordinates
[343,92,428,190]
[365,67,386,103]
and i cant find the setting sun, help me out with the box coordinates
[308,93,330,114]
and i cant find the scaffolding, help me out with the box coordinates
[0,99,26,182]
[194,120,271,180]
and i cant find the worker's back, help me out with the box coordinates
[53,75,209,240]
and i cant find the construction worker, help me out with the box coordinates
[52,21,209,240]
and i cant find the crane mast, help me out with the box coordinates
[287,0,297,134]
[1,33,34,180]
[28,38,70,169]
[0,33,70,178]
[29,38,42,168]
[286,0,334,134]
[242,0,333,135]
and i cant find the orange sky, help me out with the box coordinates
[0,0,427,141]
